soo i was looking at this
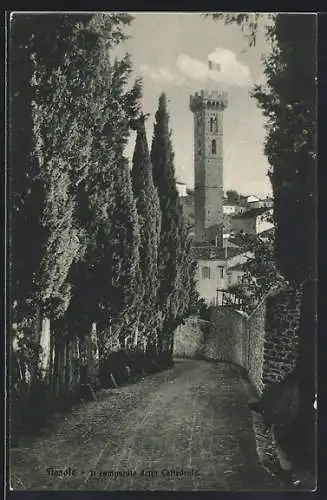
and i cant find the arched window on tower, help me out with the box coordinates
[210,117,214,132]
[213,116,218,133]
[211,139,217,155]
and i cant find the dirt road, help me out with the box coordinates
[10,359,283,491]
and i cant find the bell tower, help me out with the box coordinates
[190,89,228,247]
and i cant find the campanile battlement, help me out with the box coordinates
[189,90,228,112]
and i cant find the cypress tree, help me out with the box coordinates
[10,14,93,329]
[176,224,199,319]
[10,13,142,365]
[131,114,161,348]
[167,209,200,356]
[150,93,184,356]
[65,15,143,352]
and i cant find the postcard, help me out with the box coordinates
[7,11,317,492]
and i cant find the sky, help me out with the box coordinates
[114,13,273,198]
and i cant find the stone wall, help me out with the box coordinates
[203,308,248,366]
[173,285,302,399]
[173,316,205,358]
[263,288,302,385]
[247,300,266,396]
[173,285,306,478]
[173,309,249,368]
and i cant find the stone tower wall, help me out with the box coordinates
[190,90,227,245]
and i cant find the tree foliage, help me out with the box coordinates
[10,14,204,438]
[228,231,288,314]
[211,13,316,284]
[253,15,317,284]
[10,14,91,322]
[225,189,241,203]
[131,114,161,343]
[60,15,143,341]
[211,13,317,469]
[150,94,180,332]
[150,93,193,353]
[205,13,269,47]
[172,216,200,319]
[10,14,142,336]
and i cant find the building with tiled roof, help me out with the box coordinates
[231,207,273,236]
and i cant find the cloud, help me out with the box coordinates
[175,55,208,82]
[176,48,252,87]
[139,64,185,86]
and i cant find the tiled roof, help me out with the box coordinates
[223,201,239,206]
[191,244,244,261]
[232,207,271,219]
[228,235,247,248]
[228,262,245,271]
[191,246,225,260]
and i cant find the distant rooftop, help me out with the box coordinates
[247,195,260,202]
[191,245,243,261]
[228,262,245,271]
[229,235,247,248]
[223,200,240,206]
[232,207,271,219]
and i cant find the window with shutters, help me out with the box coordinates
[218,266,224,279]
[202,266,211,279]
